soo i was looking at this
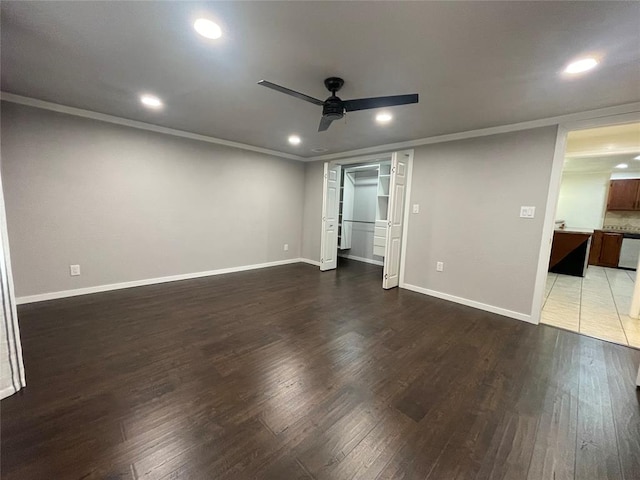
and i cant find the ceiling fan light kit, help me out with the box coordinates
[258,77,419,132]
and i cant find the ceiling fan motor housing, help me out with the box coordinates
[323,97,345,120]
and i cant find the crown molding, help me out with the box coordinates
[3,92,639,164]
[308,102,640,161]
[0,92,305,162]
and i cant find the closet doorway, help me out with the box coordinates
[320,150,413,289]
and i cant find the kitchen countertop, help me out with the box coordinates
[601,230,640,239]
[555,228,640,239]
[554,228,593,235]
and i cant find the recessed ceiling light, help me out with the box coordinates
[376,112,393,124]
[311,147,328,153]
[288,135,301,146]
[194,18,222,39]
[615,163,629,169]
[564,57,599,74]
[140,94,163,109]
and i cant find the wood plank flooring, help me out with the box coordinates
[2,258,639,479]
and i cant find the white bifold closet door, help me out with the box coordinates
[382,151,410,289]
[320,163,341,271]
[0,175,25,400]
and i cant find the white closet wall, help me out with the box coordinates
[340,169,383,264]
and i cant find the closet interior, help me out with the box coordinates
[338,160,391,266]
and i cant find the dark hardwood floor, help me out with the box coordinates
[2,258,639,480]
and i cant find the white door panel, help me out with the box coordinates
[320,163,341,271]
[383,151,410,289]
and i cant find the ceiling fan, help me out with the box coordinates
[257,77,419,132]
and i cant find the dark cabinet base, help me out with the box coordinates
[549,231,591,277]
[550,239,590,277]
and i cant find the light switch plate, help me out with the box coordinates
[412,204,420,214]
[436,261,444,272]
[520,206,535,218]
[70,264,81,276]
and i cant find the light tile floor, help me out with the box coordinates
[542,266,640,348]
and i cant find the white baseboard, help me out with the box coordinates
[16,258,305,305]
[0,385,17,400]
[338,254,384,266]
[401,283,535,324]
[299,258,321,267]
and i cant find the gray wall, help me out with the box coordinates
[1,102,305,297]
[300,126,558,316]
[301,161,323,262]
[404,126,558,315]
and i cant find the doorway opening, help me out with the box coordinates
[320,150,413,289]
[541,121,640,347]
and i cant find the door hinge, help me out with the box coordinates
[384,274,388,279]
[321,258,324,263]
[388,221,391,227]
[392,167,396,173]
[324,173,328,179]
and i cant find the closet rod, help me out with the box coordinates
[344,164,380,172]
[343,220,375,224]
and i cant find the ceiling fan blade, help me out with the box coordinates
[343,94,419,112]
[257,80,324,106]
[318,116,333,132]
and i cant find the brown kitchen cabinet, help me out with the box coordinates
[589,230,623,267]
[607,179,640,210]
[589,230,603,265]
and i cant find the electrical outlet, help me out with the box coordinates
[69,264,81,276]
[412,204,420,214]
[436,261,444,272]
[283,244,289,251]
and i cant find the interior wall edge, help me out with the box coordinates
[16,258,311,305]
[401,282,534,324]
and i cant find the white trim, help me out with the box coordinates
[16,258,303,304]
[309,102,640,161]
[299,258,321,267]
[399,150,414,287]
[531,110,640,325]
[530,125,567,325]
[319,163,329,270]
[0,92,304,162]
[331,153,393,167]
[0,170,25,393]
[338,254,384,266]
[330,150,413,286]
[0,385,17,400]
[402,283,534,324]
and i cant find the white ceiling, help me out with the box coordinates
[564,123,640,174]
[2,1,639,158]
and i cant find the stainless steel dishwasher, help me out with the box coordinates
[618,236,640,270]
